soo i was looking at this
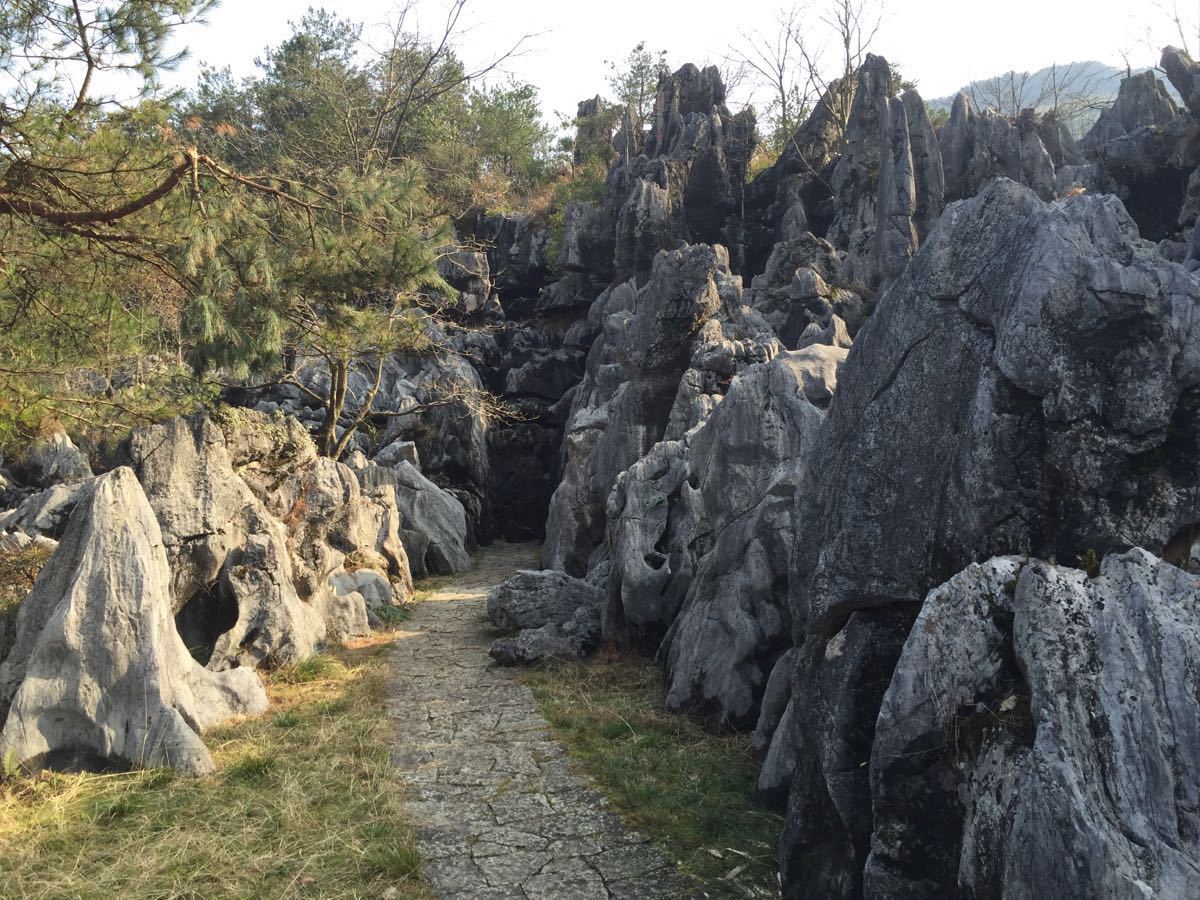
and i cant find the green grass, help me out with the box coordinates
[0,638,428,900]
[522,656,783,897]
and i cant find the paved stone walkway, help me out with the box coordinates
[388,542,690,899]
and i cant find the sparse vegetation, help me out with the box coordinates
[0,544,54,662]
[522,656,783,897]
[0,639,426,899]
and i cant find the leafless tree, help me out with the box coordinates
[730,4,808,151]
[733,0,882,158]
[1147,0,1200,56]
[967,62,1108,121]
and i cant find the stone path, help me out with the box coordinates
[388,542,691,899]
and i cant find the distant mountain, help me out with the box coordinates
[927,61,1179,136]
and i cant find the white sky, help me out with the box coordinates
[164,0,1178,120]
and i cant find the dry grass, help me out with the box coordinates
[0,544,53,662]
[0,636,427,900]
[522,655,783,898]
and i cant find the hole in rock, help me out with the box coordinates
[174,583,238,666]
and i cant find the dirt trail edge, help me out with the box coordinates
[388,541,690,899]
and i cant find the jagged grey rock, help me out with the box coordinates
[1083,69,1180,150]
[0,469,267,776]
[828,55,920,289]
[437,244,492,315]
[356,459,470,579]
[543,244,736,575]
[488,602,602,665]
[124,413,407,670]
[486,569,604,666]
[485,569,602,632]
[743,233,871,347]
[780,179,1200,897]
[866,550,1200,900]
[0,481,89,539]
[657,354,826,727]
[941,93,1058,203]
[608,64,754,284]
[1162,46,1200,117]
[13,431,93,487]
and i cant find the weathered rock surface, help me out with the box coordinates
[607,64,755,284]
[486,569,602,632]
[123,413,410,670]
[779,179,1200,897]
[0,481,90,539]
[1083,69,1180,149]
[10,431,93,488]
[0,469,267,776]
[488,601,602,665]
[867,550,1200,900]
[828,55,942,289]
[743,233,871,348]
[356,458,470,579]
[543,244,740,575]
[657,353,827,727]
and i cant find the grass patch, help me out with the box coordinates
[409,573,460,603]
[0,544,54,662]
[375,604,413,626]
[0,637,428,899]
[522,656,783,898]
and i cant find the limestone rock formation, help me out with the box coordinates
[123,413,410,670]
[778,178,1200,897]
[867,550,1200,899]
[0,469,267,776]
[656,353,827,726]
[828,55,943,289]
[437,244,493,315]
[485,569,604,665]
[1083,69,1181,149]
[10,431,93,488]
[607,64,755,284]
[543,244,743,575]
[486,569,602,631]
[743,233,871,348]
[0,481,90,539]
[355,458,470,579]
[940,93,1059,203]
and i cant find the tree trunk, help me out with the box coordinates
[317,359,348,457]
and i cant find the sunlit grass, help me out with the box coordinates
[0,637,427,900]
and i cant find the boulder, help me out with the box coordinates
[488,602,602,665]
[486,569,602,632]
[780,179,1200,897]
[0,481,90,539]
[486,569,604,666]
[0,469,267,776]
[866,550,1200,899]
[10,431,93,487]
[355,459,471,578]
